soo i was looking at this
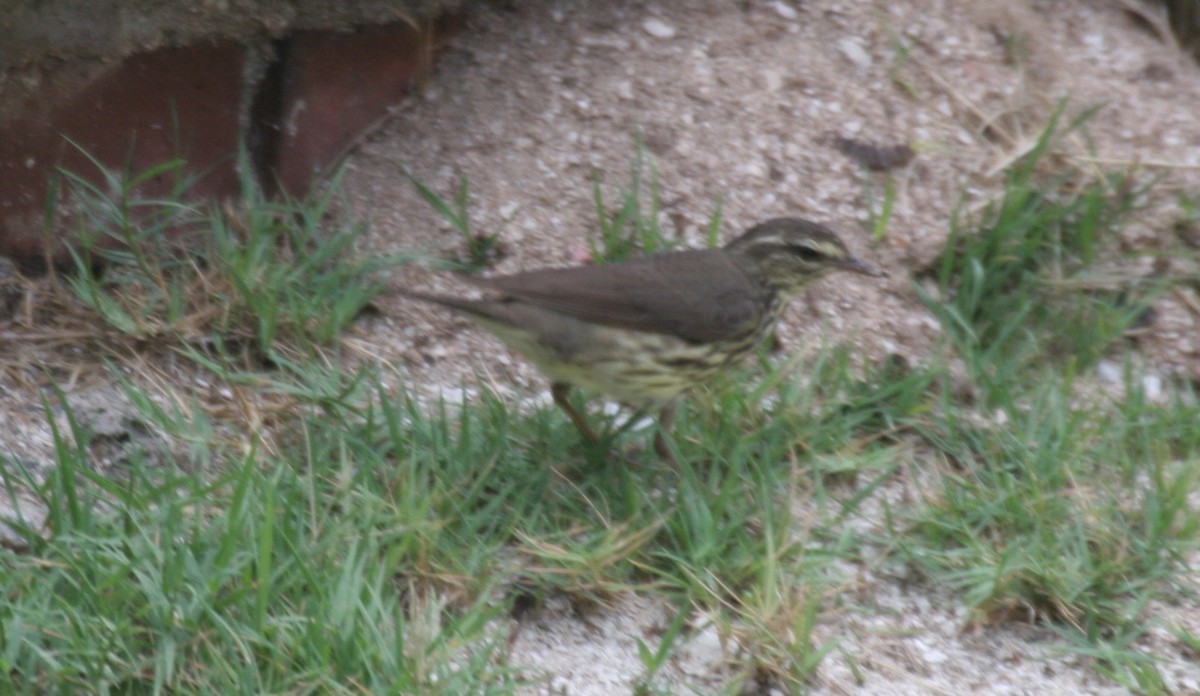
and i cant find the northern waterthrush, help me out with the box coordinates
[400,217,880,461]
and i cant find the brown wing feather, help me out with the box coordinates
[468,249,767,343]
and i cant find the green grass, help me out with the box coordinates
[1,355,891,693]
[61,150,408,359]
[1,385,519,694]
[406,170,503,271]
[2,119,1199,694]
[916,108,1160,403]
[904,377,1199,622]
[899,111,1200,689]
[589,143,673,263]
[588,141,724,263]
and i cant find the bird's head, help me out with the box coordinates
[725,217,880,294]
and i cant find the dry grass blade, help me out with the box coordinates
[1117,0,1182,50]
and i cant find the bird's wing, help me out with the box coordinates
[470,249,766,344]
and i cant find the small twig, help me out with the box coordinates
[1175,287,1200,317]
[981,134,1044,178]
[1115,0,1180,51]
[0,330,105,342]
[1069,155,1200,170]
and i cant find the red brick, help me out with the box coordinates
[269,23,434,196]
[0,42,244,264]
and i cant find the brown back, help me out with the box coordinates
[471,249,770,344]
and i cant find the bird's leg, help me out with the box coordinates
[653,400,680,466]
[551,382,599,444]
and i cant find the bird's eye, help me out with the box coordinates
[792,246,824,263]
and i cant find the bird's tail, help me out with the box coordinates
[392,286,498,320]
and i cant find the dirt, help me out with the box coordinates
[4,0,1200,692]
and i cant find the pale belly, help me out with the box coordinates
[474,315,763,405]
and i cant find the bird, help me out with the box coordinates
[399,217,880,462]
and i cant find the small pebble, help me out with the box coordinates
[679,624,724,675]
[1096,360,1122,385]
[837,37,872,70]
[1142,374,1163,401]
[770,1,800,20]
[642,18,677,39]
[440,387,472,405]
[762,69,784,92]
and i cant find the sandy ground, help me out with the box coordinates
[4,0,1200,693]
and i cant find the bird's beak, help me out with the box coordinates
[842,257,885,277]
